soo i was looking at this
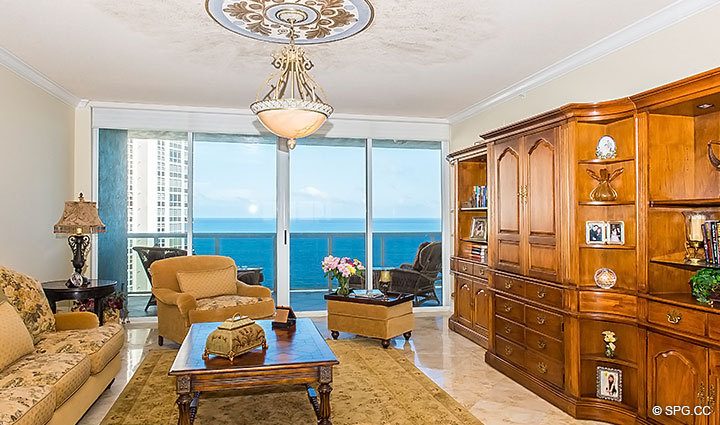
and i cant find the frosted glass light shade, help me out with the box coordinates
[251,98,332,147]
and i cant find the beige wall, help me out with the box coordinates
[0,65,75,280]
[451,5,720,150]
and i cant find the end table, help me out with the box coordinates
[41,279,117,325]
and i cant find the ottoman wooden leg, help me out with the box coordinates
[381,339,391,349]
[403,331,412,340]
[330,330,339,340]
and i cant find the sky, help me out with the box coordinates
[192,139,442,220]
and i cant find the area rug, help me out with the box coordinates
[101,339,482,425]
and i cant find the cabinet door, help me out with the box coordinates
[455,276,473,328]
[472,280,490,333]
[523,128,560,281]
[648,332,708,425]
[709,350,720,425]
[493,137,523,274]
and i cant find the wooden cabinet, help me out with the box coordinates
[472,280,490,333]
[450,260,490,348]
[648,332,709,425]
[454,275,473,329]
[491,129,560,282]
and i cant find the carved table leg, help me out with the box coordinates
[176,393,193,425]
[317,366,333,425]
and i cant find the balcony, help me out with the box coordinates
[125,231,442,315]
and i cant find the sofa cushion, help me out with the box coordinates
[34,323,123,374]
[0,301,34,371]
[0,386,54,425]
[176,266,237,300]
[189,296,275,323]
[0,267,55,343]
[195,295,265,311]
[0,353,90,408]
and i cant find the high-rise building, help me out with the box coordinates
[126,135,189,293]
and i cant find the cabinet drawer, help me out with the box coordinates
[495,294,524,324]
[495,273,525,297]
[473,264,488,279]
[708,314,720,340]
[496,336,525,368]
[456,259,473,275]
[525,349,564,388]
[525,281,563,309]
[495,316,525,345]
[647,301,706,337]
[525,305,563,340]
[525,328,563,361]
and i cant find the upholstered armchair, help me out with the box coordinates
[151,255,275,345]
[375,242,442,306]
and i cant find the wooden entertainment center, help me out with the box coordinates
[448,68,720,425]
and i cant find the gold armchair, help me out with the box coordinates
[151,255,275,345]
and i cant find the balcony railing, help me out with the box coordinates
[126,231,441,295]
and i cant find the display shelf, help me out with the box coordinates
[581,354,638,369]
[459,238,488,244]
[650,253,720,271]
[650,198,720,208]
[577,157,635,165]
[459,207,488,212]
[641,292,719,314]
[579,245,636,251]
[578,201,635,206]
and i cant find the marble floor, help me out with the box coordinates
[79,313,603,425]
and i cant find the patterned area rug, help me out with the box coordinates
[101,339,482,425]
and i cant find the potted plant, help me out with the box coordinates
[321,256,365,296]
[690,268,720,306]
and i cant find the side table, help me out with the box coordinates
[41,279,117,325]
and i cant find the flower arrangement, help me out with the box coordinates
[602,330,616,358]
[71,292,127,324]
[321,256,365,296]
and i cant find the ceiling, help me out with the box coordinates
[0,0,677,118]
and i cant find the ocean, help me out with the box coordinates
[192,218,441,291]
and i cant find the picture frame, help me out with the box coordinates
[585,221,606,245]
[596,366,622,402]
[606,221,625,245]
[468,217,488,242]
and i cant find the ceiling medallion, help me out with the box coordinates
[206,0,374,45]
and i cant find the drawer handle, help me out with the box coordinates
[537,288,547,299]
[667,310,682,324]
[462,265,468,272]
[537,362,548,374]
[504,346,513,355]
[537,339,547,350]
[536,316,546,325]
[504,325,511,334]
[503,304,512,313]
[476,289,485,296]
[504,281,513,289]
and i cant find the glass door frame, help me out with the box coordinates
[91,130,451,314]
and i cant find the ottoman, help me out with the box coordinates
[324,292,414,348]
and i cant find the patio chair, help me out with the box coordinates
[378,241,442,306]
[132,246,187,311]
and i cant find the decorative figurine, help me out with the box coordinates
[602,330,616,358]
[587,168,624,202]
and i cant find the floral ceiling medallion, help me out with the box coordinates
[206,0,374,44]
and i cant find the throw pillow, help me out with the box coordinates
[0,267,56,343]
[177,265,237,300]
[0,299,35,370]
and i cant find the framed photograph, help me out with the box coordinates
[469,217,488,242]
[596,366,622,402]
[606,221,625,245]
[585,221,606,245]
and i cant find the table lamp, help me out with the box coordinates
[54,193,106,287]
[379,270,392,292]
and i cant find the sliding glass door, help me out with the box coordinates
[97,130,444,317]
[191,134,277,298]
[289,138,366,311]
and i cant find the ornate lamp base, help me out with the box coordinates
[67,234,91,288]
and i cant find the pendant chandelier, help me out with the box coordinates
[250,11,333,150]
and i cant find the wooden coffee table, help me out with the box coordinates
[169,318,339,425]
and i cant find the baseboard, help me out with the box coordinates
[448,317,488,349]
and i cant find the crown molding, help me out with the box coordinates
[447,0,720,124]
[0,46,81,107]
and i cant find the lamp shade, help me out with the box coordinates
[252,99,331,142]
[54,193,106,235]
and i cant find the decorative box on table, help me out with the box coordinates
[203,315,267,361]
